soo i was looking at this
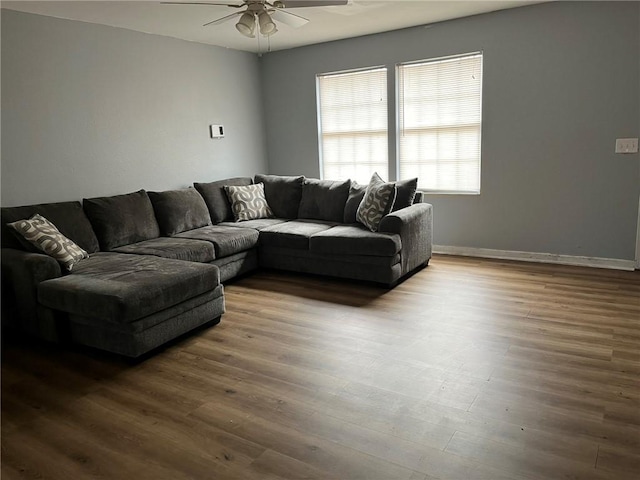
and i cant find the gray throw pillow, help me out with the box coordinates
[356,173,397,232]
[148,188,212,236]
[194,177,253,224]
[224,183,275,222]
[298,178,351,222]
[254,174,304,219]
[392,177,418,212]
[343,181,367,224]
[7,214,89,271]
[83,190,160,250]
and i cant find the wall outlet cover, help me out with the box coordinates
[615,138,638,154]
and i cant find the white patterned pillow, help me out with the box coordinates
[7,214,89,271]
[224,183,274,222]
[356,172,397,232]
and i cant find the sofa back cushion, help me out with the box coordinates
[148,188,211,236]
[1,201,100,253]
[194,177,253,224]
[298,178,350,223]
[83,190,160,250]
[254,174,304,219]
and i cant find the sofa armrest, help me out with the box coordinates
[378,203,433,276]
[2,248,62,339]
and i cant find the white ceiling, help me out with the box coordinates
[2,0,546,53]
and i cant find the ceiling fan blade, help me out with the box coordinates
[203,11,243,26]
[161,2,244,8]
[270,9,309,28]
[275,0,348,8]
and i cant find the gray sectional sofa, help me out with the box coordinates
[1,174,433,357]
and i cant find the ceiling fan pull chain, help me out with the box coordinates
[257,26,262,54]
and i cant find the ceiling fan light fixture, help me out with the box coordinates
[258,10,277,36]
[235,11,256,38]
[263,25,278,37]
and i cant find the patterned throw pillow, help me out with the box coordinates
[7,214,89,271]
[224,183,274,222]
[356,173,397,232]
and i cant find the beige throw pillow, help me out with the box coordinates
[356,173,397,232]
[224,183,275,222]
[7,214,89,271]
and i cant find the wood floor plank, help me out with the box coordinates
[2,255,639,479]
[444,430,628,480]
[190,400,417,479]
[235,449,335,480]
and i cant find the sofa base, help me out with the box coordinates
[259,246,403,286]
[67,294,225,358]
[211,249,259,283]
[386,259,430,288]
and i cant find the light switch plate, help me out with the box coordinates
[615,138,638,154]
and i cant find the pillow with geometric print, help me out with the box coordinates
[356,172,397,232]
[224,183,275,222]
[7,214,89,271]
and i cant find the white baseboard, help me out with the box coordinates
[433,245,636,271]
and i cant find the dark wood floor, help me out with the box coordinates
[2,255,639,479]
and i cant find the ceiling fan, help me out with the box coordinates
[162,1,349,38]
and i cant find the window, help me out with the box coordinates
[317,67,387,184]
[398,52,483,193]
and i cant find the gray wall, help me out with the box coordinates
[1,9,267,207]
[260,1,640,261]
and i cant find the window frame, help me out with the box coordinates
[316,65,389,184]
[396,51,484,195]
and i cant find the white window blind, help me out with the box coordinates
[317,67,388,184]
[398,53,483,193]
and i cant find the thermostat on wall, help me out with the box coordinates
[210,124,224,139]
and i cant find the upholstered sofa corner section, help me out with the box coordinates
[1,195,227,358]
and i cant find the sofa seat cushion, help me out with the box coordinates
[111,237,215,263]
[218,218,289,231]
[175,225,259,257]
[309,224,402,257]
[38,252,220,324]
[69,286,224,334]
[259,220,336,250]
